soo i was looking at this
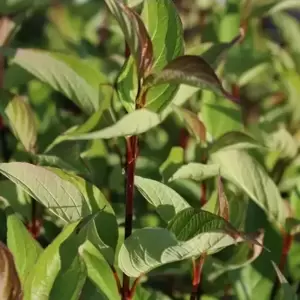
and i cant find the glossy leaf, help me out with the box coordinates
[104,0,153,77]
[64,109,163,140]
[211,149,286,226]
[0,162,87,223]
[142,0,184,112]
[134,176,190,223]
[6,209,43,286]
[0,241,23,300]
[145,55,238,104]
[169,163,220,182]
[4,95,37,154]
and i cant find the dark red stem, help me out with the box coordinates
[128,275,142,298]
[122,136,138,300]
[191,256,205,300]
[279,232,293,272]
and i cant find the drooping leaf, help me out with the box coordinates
[0,241,23,300]
[0,162,87,223]
[173,106,206,143]
[79,241,119,300]
[23,221,86,300]
[211,149,286,226]
[169,163,220,182]
[134,176,190,223]
[104,0,153,77]
[6,209,43,286]
[64,109,163,140]
[4,95,37,154]
[145,55,238,104]
[0,48,108,115]
[208,131,265,154]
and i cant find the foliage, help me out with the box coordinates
[0,0,300,299]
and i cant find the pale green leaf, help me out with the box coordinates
[134,176,190,223]
[2,48,108,115]
[169,163,220,182]
[211,149,286,225]
[118,227,243,278]
[0,162,88,223]
[64,109,163,140]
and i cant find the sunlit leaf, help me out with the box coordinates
[0,48,108,115]
[134,176,190,223]
[169,163,220,182]
[211,149,286,226]
[64,109,163,140]
[0,162,87,223]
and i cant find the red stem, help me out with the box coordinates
[191,256,205,300]
[122,136,138,300]
[129,275,142,298]
[279,232,293,272]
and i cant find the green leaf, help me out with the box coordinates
[79,241,119,300]
[141,0,184,112]
[1,48,108,115]
[4,95,37,154]
[46,168,118,263]
[6,209,43,287]
[267,0,300,15]
[24,221,86,300]
[0,0,33,14]
[208,230,265,280]
[64,109,163,140]
[169,163,220,182]
[145,55,238,104]
[134,176,190,223]
[208,131,265,154]
[0,162,88,223]
[272,261,297,300]
[0,241,23,300]
[118,226,245,278]
[104,0,153,77]
[211,149,286,226]
[201,90,243,139]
